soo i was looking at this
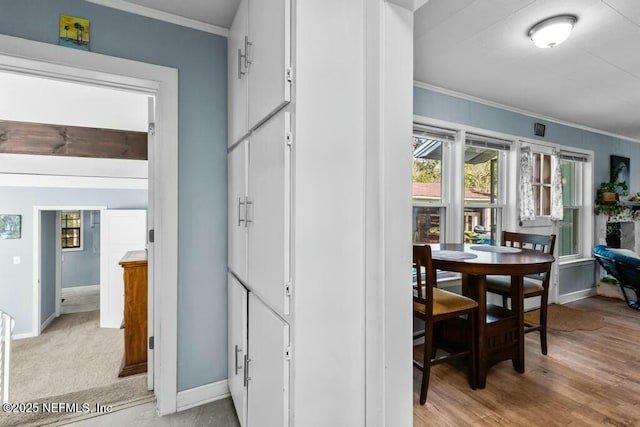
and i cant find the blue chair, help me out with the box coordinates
[593,245,640,310]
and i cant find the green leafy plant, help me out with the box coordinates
[597,181,628,195]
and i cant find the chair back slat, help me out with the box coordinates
[502,231,556,255]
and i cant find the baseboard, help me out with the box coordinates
[176,380,230,412]
[62,284,100,296]
[40,312,57,332]
[12,332,34,340]
[559,288,597,304]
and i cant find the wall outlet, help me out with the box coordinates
[13,256,21,265]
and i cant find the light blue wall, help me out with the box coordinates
[40,211,57,326]
[62,211,101,288]
[414,86,640,194]
[0,0,228,391]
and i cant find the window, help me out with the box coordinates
[532,152,552,216]
[62,211,82,250]
[412,125,454,243]
[463,134,509,245]
[557,152,588,257]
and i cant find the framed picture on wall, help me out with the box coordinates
[611,155,630,185]
[59,15,90,51]
[0,214,21,239]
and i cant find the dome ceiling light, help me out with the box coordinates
[528,15,577,48]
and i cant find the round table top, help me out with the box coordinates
[427,243,555,275]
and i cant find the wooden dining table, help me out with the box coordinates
[429,243,554,388]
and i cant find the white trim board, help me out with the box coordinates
[558,288,597,305]
[85,0,229,37]
[176,380,230,412]
[414,80,640,145]
[0,34,178,416]
[0,173,147,189]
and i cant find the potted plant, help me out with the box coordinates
[597,181,628,204]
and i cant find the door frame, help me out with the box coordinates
[33,206,107,333]
[0,34,178,415]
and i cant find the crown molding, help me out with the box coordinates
[413,80,640,145]
[85,0,229,37]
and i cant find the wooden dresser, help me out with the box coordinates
[118,250,147,377]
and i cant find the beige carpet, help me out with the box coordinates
[524,304,606,331]
[1,310,152,425]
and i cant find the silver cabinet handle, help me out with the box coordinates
[243,354,251,386]
[237,48,246,79]
[244,36,253,67]
[237,197,245,226]
[235,345,243,375]
[244,197,253,227]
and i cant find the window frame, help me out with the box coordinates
[61,210,83,252]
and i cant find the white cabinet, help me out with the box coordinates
[228,0,292,424]
[228,0,248,146]
[247,293,290,427]
[247,111,291,316]
[228,111,291,316]
[228,274,248,427]
[247,0,291,130]
[228,140,248,282]
[227,0,291,146]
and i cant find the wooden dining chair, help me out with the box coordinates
[485,231,556,355]
[413,244,477,404]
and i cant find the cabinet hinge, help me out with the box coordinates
[148,336,154,350]
[285,282,292,296]
[286,131,292,147]
[148,122,156,136]
[285,345,292,361]
[148,229,155,243]
[286,67,293,83]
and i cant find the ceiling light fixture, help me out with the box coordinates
[528,15,577,48]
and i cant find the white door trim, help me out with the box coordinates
[32,206,107,334]
[0,34,179,415]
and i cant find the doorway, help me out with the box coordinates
[0,33,178,413]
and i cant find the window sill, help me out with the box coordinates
[62,247,84,252]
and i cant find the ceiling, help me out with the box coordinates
[98,0,640,140]
[414,0,640,141]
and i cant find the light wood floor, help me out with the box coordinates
[414,296,640,426]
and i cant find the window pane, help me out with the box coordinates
[463,207,499,245]
[464,146,498,203]
[561,160,575,206]
[542,154,551,184]
[413,206,442,243]
[559,208,579,256]
[533,186,541,215]
[542,186,551,215]
[413,136,442,203]
[533,153,541,184]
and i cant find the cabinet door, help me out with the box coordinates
[228,0,249,146]
[228,274,248,426]
[247,294,290,427]
[247,111,291,316]
[247,0,291,130]
[228,140,248,282]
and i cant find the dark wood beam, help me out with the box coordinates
[0,119,147,160]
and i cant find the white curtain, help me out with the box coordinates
[550,153,564,221]
[519,147,535,222]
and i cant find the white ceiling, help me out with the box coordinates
[95,0,640,140]
[414,0,640,141]
[121,0,240,29]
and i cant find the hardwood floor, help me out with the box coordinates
[414,296,640,426]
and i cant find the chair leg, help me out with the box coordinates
[540,292,549,355]
[420,321,434,405]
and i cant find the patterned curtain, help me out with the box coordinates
[550,153,564,221]
[519,147,535,222]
